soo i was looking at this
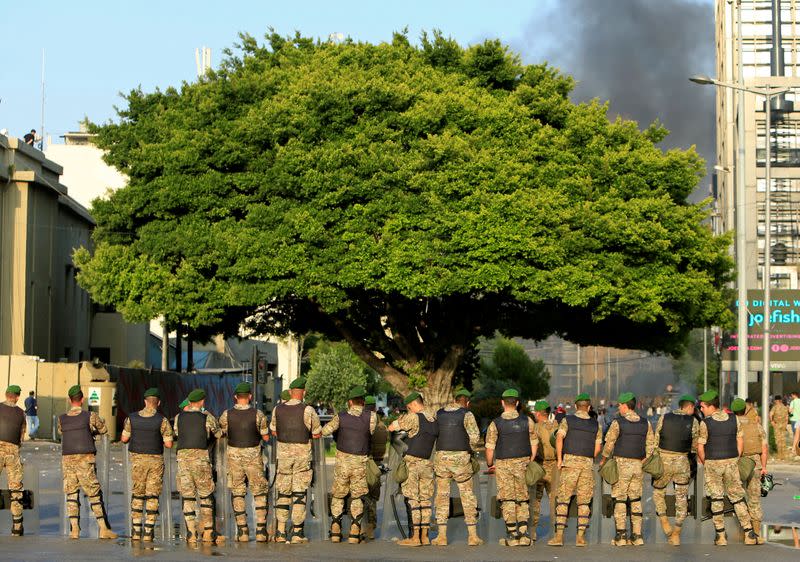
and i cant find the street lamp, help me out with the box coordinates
[690,74,792,436]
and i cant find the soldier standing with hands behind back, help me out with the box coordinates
[0,385,27,536]
[219,382,270,543]
[485,388,537,547]
[600,392,654,547]
[120,387,173,542]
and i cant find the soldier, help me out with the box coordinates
[485,389,537,547]
[321,386,377,543]
[179,398,190,412]
[769,395,790,460]
[387,391,438,547]
[548,392,601,547]
[732,398,767,543]
[0,385,26,536]
[173,388,224,545]
[364,395,388,540]
[744,397,761,425]
[697,389,761,546]
[219,382,269,543]
[59,385,117,539]
[120,387,173,541]
[432,388,482,547]
[652,394,698,546]
[532,399,558,543]
[600,392,654,546]
[269,377,322,543]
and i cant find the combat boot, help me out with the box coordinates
[501,522,518,547]
[612,530,629,546]
[547,528,564,546]
[347,523,362,544]
[575,529,587,547]
[236,524,250,543]
[744,530,764,545]
[397,526,422,546]
[255,522,268,543]
[185,519,198,545]
[714,530,727,546]
[69,518,81,540]
[419,525,431,545]
[669,524,682,546]
[291,523,309,544]
[142,523,155,542]
[517,524,531,546]
[466,524,483,546]
[98,523,118,540]
[131,520,142,541]
[431,526,447,546]
[659,515,672,537]
[11,516,23,537]
[629,533,644,546]
[275,521,287,543]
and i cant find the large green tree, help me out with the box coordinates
[76,31,732,407]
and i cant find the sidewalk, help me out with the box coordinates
[0,536,795,562]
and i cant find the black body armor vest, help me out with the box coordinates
[128,411,164,455]
[0,403,24,446]
[435,408,471,452]
[405,413,438,459]
[60,411,96,455]
[275,403,311,444]
[658,412,693,454]
[613,416,648,459]
[176,411,209,450]
[226,408,262,448]
[562,415,598,458]
[335,410,372,456]
[494,415,532,460]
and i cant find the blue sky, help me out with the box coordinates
[1,0,549,142]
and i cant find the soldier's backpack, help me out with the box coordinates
[599,456,619,485]
[525,461,546,486]
[642,451,664,479]
[366,458,381,488]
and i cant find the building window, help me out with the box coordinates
[756,118,800,167]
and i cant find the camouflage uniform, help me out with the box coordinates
[0,400,26,535]
[269,399,322,538]
[364,416,388,534]
[533,418,559,533]
[433,404,481,531]
[321,405,378,541]
[739,415,767,525]
[121,406,173,539]
[602,411,655,541]
[553,411,602,535]
[769,401,790,460]
[173,407,223,541]
[652,410,698,529]
[698,411,753,536]
[58,407,112,535]
[485,411,538,542]
[395,409,437,533]
[219,405,269,541]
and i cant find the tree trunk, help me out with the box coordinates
[422,367,457,411]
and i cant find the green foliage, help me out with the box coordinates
[77,30,733,401]
[305,341,372,411]
[473,337,549,402]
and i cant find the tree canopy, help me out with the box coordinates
[304,340,377,411]
[75,30,733,407]
[475,337,550,402]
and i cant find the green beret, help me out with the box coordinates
[502,388,519,399]
[179,399,189,409]
[5,385,21,395]
[678,394,695,404]
[618,392,635,404]
[534,400,550,412]
[731,398,746,413]
[699,390,718,403]
[280,390,290,401]
[454,388,471,399]
[348,386,366,400]
[234,382,252,394]
[68,385,82,398]
[187,388,206,402]
[289,377,306,390]
[403,391,421,405]
[365,395,376,406]
[575,392,590,402]
[143,388,160,399]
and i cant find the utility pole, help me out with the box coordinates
[576,344,581,395]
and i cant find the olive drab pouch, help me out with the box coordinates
[394,458,409,484]
[599,456,619,485]
[525,461,546,486]
[470,456,480,475]
[642,451,664,479]
[366,458,381,488]
[737,456,756,484]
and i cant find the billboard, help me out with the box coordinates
[723,289,800,366]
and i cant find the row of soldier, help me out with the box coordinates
[0,381,773,547]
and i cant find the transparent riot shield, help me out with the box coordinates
[213,437,233,541]
[97,435,110,499]
[482,468,505,543]
[592,468,612,544]
[161,446,175,542]
[123,444,132,538]
[265,441,277,539]
[379,438,407,541]
[310,437,330,541]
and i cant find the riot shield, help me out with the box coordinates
[123,444,132,538]
[213,437,233,541]
[161,446,176,542]
[265,441,277,540]
[481,468,505,543]
[310,437,330,541]
[379,433,410,541]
